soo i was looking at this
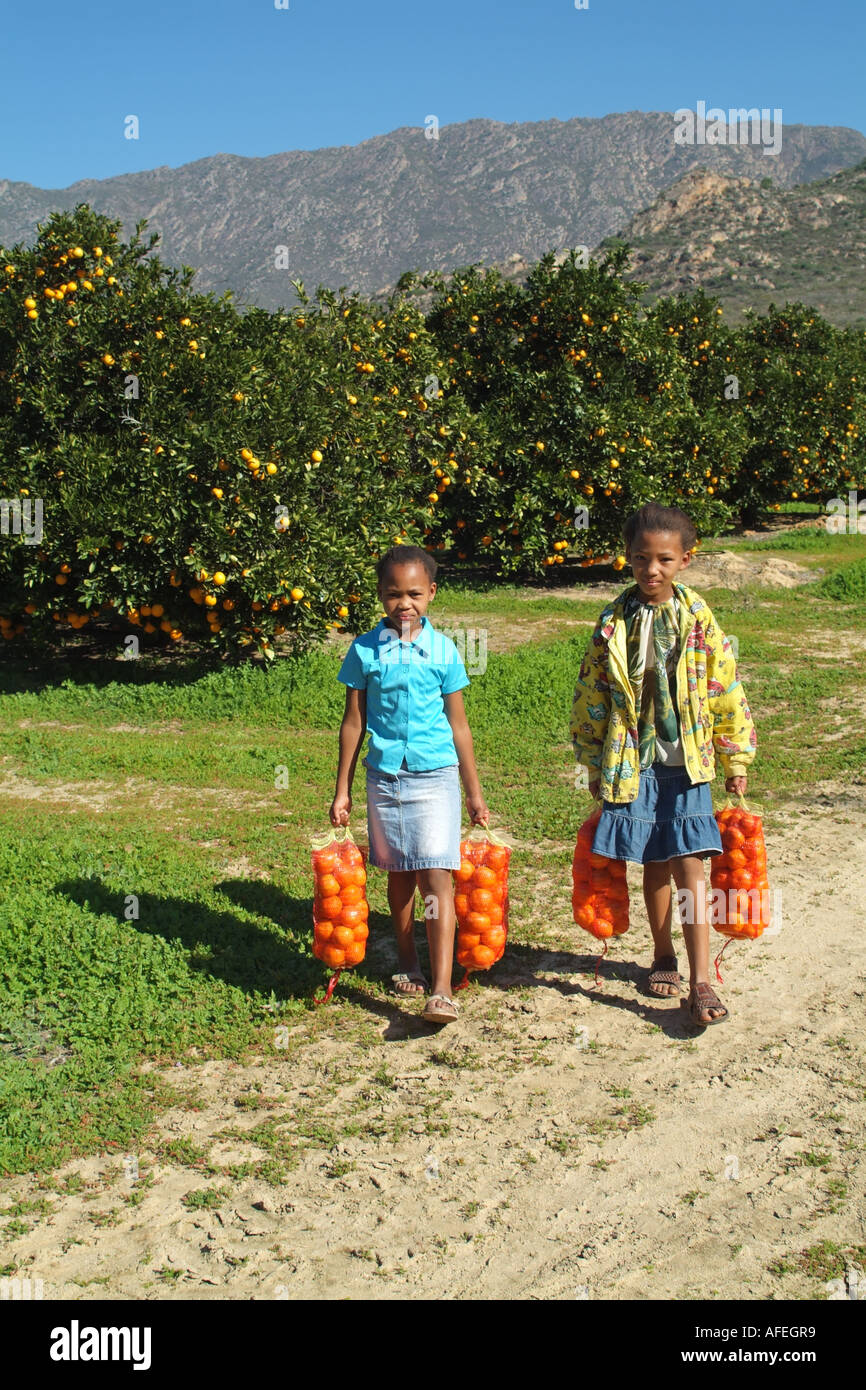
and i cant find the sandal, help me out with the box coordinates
[421,993,459,1024]
[391,971,428,997]
[647,954,682,997]
[684,981,730,1028]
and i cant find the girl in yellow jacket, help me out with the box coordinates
[570,502,756,1027]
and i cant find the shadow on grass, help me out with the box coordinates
[56,875,331,1002]
[54,877,695,1036]
[0,642,225,699]
[219,879,461,1035]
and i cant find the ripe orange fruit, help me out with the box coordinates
[481,928,506,951]
[469,888,494,912]
[485,846,509,871]
[340,883,364,906]
[334,862,364,888]
[473,866,497,889]
[466,910,491,933]
[317,873,341,898]
[321,945,346,970]
[317,895,343,921]
[470,945,496,969]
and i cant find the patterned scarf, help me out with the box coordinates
[623,587,681,770]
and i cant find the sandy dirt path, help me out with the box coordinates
[3,778,864,1301]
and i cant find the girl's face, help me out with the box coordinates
[625,529,692,603]
[378,562,436,635]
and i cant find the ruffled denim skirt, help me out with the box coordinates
[364,758,461,872]
[592,761,723,864]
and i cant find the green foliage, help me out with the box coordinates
[415,250,736,571]
[817,557,866,599]
[1,208,864,658]
[735,305,866,522]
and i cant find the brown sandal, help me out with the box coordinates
[647,955,682,997]
[422,993,459,1024]
[391,971,428,997]
[685,981,730,1027]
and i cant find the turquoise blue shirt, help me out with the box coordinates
[337,616,470,773]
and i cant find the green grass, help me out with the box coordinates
[1,531,865,1176]
[818,557,866,600]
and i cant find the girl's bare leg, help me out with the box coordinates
[416,867,457,1000]
[387,869,423,982]
[643,858,678,995]
[669,854,725,1021]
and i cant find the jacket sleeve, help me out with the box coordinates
[569,624,611,775]
[703,604,757,778]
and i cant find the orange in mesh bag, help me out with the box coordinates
[572,807,630,939]
[452,826,511,985]
[311,827,369,1002]
[709,794,773,978]
[572,806,629,983]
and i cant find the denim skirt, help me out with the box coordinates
[364,758,462,872]
[592,761,723,865]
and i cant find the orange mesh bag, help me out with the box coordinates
[310,826,369,1001]
[571,806,630,940]
[452,826,511,985]
[572,807,629,983]
[710,794,772,978]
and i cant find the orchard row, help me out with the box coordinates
[1,204,863,654]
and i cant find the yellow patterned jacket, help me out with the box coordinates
[569,582,756,803]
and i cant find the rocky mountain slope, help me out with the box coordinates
[606,160,866,325]
[1,112,864,313]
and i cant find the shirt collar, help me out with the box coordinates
[376,614,433,652]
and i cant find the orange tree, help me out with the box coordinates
[413,246,739,575]
[642,288,750,513]
[0,205,488,654]
[732,305,866,524]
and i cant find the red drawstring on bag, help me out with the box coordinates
[594,939,609,989]
[313,969,342,1006]
[713,938,733,984]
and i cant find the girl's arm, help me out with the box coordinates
[443,690,489,826]
[569,624,611,790]
[703,609,757,782]
[330,687,367,826]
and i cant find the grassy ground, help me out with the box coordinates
[2,528,865,1187]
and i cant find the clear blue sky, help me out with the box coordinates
[4,0,864,188]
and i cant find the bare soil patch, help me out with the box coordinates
[4,782,864,1301]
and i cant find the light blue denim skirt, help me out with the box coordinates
[592,761,723,865]
[364,758,462,871]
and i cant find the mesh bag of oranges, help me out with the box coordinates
[452,826,511,981]
[572,806,630,946]
[310,827,369,1000]
[710,795,772,956]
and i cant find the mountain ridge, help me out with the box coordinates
[2,112,864,314]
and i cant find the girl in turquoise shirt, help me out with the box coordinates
[330,545,489,1024]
